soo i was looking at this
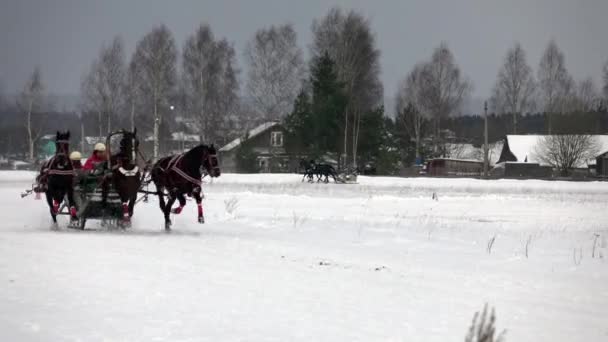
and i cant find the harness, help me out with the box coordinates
[161,154,203,186]
[43,156,76,176]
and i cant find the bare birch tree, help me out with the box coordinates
[132,25,177,160]
[417,43,471,147]
[574,77,599,112]
[490,42,536,133]
[395,63,428,162]
[245,24,305,122]
[182,24,239,145]
[80,60,104,137]
[535,135,599,176]
[538,40,573,133]
[0,78,5,110]
[311,7,382,167]
[80,36,126,135]
[17,67,45,161]
[126,58,140,131]
[602,59,608,103]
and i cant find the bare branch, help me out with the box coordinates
[490,42,536,133]
[182,24,239,145]
[535,135,599,176]
[245,24,305,122]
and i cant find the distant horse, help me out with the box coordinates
[314,163,339,183]
[299,159,315,182]
[151,144,221,230]
[108,129,142,227]
[36,131,78,226]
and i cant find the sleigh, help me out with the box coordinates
[57,130,148,229]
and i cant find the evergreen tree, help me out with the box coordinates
[285,53,346,158]
[310,52,347,155]
[284,90,313,154]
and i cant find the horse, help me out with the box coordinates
[314,163,339,183]
[108,129,142,227]
[151,144,221,230]
[36,131,78,226]
[299,159,315,182]
[299,159,338,183]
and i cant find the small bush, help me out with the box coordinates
[465,303,506,342]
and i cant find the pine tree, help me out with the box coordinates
[310,52,347,155]
[284,90,313,154]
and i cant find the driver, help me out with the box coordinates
[83,143,107,172]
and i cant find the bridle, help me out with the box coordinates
[204,151,220,176]
[47,139,75,176]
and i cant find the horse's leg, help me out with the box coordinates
[193,192,204,224]
[164,194,177,230]
[66,182,78,222]
[118,185,131,227]
[46,191,57,224]
[128,192,136,218]
[157,186,167,212]
[171,193,187,214]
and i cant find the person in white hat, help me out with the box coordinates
[83,143,106,171]
[69,151,83,170]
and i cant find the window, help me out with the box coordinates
[270,131,283,147]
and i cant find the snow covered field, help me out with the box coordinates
[1,171,607,341]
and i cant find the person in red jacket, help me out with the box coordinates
[83,143,107,171]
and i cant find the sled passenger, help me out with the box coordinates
[70,151,83,170]
[83,143,106,172]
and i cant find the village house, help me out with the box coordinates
[595,151,608,177]
[219,122,289,173]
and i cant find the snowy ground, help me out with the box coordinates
[1,171,607,341]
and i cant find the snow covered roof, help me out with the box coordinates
[171,132,200,142]
[220,122,280,152]
[84,136,104,145]
[443,142,503,165]
[505,135,608,167]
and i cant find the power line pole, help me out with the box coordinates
[483,101,489,178]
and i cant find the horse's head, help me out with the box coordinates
[55,131,70,156]
[119,130,139,159]
[52,131,71,169]
[202,144,220,178]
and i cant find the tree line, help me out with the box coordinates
[2,6,608,173]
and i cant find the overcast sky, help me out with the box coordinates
[1,0,607,103]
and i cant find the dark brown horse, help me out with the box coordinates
[151,144,220,230]
[108,129,142,227]
[36,131,78,226]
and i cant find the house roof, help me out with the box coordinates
[219,121,280,152]
[171,132,200,142]
[84,136,104,145]
[504,135,608,167]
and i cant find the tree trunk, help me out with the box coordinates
[130,101,135,132]
[342,107,349,171]
[107,112,111,133]
[80,120,85,153]
[98,110,103,138]
[513,112,518,134]
[415,135,421,162]
[153,100,159,161]
[352,107,360,168]
[27,100,33,161]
